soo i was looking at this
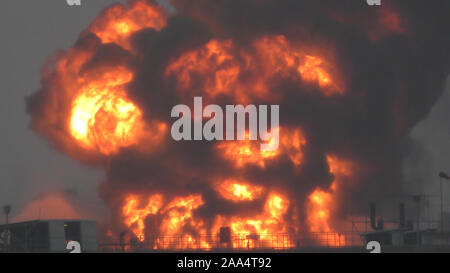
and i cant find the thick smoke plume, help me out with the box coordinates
[26,0,450,248]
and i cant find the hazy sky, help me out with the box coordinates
[0,0,448,224]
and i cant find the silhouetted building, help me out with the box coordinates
[0,219,97,252]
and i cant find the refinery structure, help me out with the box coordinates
[2,193,450,252]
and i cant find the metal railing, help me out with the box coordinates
[99,231,364,252]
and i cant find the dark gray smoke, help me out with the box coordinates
[27,0,450,237]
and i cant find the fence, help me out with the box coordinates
[99,231,364,252]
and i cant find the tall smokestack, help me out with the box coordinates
[370,203,383,231]
[399,203,406,229]
[3,205,11,225]
[219,227,232,248]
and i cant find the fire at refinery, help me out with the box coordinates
[24,0,450,251]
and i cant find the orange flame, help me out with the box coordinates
[217,127,305,168]
[165,40,241,98]
[213,192,294,249]
[215,179,264,202]
[121,190,296,249]
[307,187,334,233]
[53,2,170,156]
[306,155,355,247]
[254,35,343,95]
[122,193,210,249]
[298,55,332,88]
[307,185,345,247]
[122,194,163,241]
[63,1,168,155]
[69,67,144,155]
[166,35,344,103]
[89,0,167,50]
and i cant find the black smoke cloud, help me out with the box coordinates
[27,0,450,235]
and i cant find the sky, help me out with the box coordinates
[0,0,448,224]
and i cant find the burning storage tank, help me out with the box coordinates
[26,0,450,250]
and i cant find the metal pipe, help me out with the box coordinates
[3,205,11,225]
[399,203,405,228]
[441,177,444,232]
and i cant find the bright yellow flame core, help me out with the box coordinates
[69,69,142,155]
[216,180,264,202]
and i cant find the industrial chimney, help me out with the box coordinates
[370,203,383,230]
[3,205,11,224]
[399,203,406,229]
